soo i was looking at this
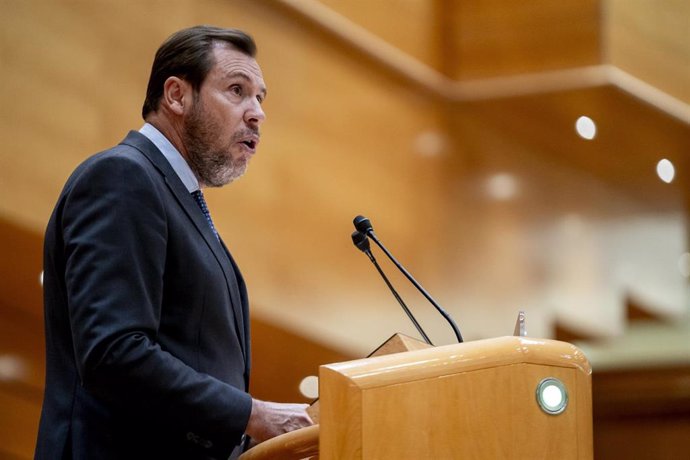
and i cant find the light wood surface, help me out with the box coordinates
[606,0,690,104]
[239,424,320,460]
[308,333,431,425]
[320,336,592,459]
[450,0,601,79]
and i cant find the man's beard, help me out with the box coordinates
[183,97,251,188]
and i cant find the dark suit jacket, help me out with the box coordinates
[35,131,252,459]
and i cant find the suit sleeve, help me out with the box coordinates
[61,152,251,455]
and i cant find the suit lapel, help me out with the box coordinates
[121,131,248,360]
[220,239,251,381]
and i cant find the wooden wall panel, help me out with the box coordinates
[606,0,690,104]
[592,364,690,459]
[451,0,601,79]
[0,299,44,460]
[314,0,442,70]
[0,390,41,460]
[0,218,42,320]
[249,317,355,403]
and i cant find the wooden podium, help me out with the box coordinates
[240,335,592,459]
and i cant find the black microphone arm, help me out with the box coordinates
[351,231,433,345]
[353,215,464,343]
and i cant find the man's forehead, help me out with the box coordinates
[211,44,263,77]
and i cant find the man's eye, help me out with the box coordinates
[230,85,242,96]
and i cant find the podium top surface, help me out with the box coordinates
[322,336,591,388]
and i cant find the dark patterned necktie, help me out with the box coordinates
[191,190,219,241]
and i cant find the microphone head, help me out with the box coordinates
[353,215,373,234]
[351,230,371,253]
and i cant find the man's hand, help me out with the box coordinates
[245,398,313,443]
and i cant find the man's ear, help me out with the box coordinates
[162,76,191,116]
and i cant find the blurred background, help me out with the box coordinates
[0,0,688,458]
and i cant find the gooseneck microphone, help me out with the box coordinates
[351,231,433,345]
[353,215,464,343]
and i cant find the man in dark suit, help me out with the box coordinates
[35,25,312,460]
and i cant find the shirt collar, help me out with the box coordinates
[139,123,199,193]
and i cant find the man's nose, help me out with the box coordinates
[245,99,266,126]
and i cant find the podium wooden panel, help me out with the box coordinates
[241,336,592,459]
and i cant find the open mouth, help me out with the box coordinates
[240,139,258,150]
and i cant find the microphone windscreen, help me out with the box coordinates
[353,215,373,234]
[351,231,370,252]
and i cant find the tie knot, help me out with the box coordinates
[191,189,209,212]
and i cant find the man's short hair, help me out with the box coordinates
[142,25,257,118]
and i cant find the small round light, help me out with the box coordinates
[414,131,446,157]
[656,159,675,184]
[536,378,568,415]
[575,116,597,140]
[0,355,27,381]
[299,375,319,399]
[542,384,564,407]
[486,173,518,201]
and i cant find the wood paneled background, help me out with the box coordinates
[0,0,688,458]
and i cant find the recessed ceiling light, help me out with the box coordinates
[575,116,597,140]
[656,159,675,183]
[486,173,518,201]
